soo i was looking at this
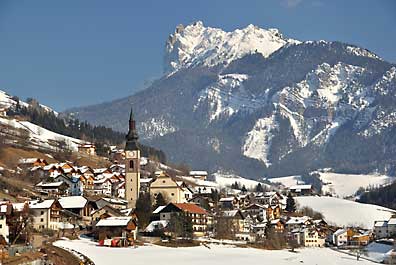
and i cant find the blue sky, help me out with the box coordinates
[0,0,395,111]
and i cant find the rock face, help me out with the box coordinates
[65,22,396,178]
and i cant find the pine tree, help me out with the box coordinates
[255,183,264,192]
[286,193,296,213]
[154,192,167,208]
[241,185,247,193]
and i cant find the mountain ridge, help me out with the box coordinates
[64,22,396,179]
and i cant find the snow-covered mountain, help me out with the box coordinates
[164,21,300,73]
[65,22,396,179]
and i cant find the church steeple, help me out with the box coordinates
[125,107,139,151]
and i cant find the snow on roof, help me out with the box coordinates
[140,178,153,183]
[101,197,127,205]
[189,171,208,176]
[144,220,169,233]
[388,218,396,225]
[36,181,65,188]
[222,210,240,218]
[334,228,347,236]
[219,197,235,202]
[286,216,311,225]
[140,157,148,166]
[29,199,55,209]
[0,204,8,213]
[12,202,27,212]
[96,216,132,227]
[153,206,166,214]
[58,196,87,209]
[290,185,312,190]
[374,221,388,227]
[18,158,39,164]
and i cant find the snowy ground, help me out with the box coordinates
[54,237,376,265]
[212,171,268,189]
[318,172,395,198]
[267,175,304,187]
[0,117,84,151]
[296,196,395,229]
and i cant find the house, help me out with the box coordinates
[78,143,96,156]
[219,197,239,209]
[150,172,192,203]
[95,216,138,241]
[388,217,396,238]
[158,203,212,237]
[29,199,63,230]
[80,174,95,191]
[95,198,128,210]
[93,174,113,195]
[18,158,48,168]
[301,228,325,247]
[289,185,313,196]
[35,181,69,195]
[270,219,285,233]
[0,107,7,117]
[0,204,10,243]
[91,205,123,223]
[58,196,92,222]
[189,171,208,180]
[374,220,389,239]
[54,175,83,196]
[216,209,246,238]
[266,205,281,220]
[188,194,213,210]
[139,177,153,193]
[144,220,170,236]
[333,228,348,246]
[286,216,312,231]
[243,203,267,219]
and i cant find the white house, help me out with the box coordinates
[29,199,62,230]
[54,175,83,196]
[301,228,325,247]
[374,220,389,239]
[333,228,348,246]
[0,204,10,243]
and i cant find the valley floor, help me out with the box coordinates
[54,237,376,265]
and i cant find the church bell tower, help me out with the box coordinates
[125,108,140,208]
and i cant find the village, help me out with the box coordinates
[0,109,395,264]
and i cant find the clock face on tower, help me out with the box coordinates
[125,150,137,158]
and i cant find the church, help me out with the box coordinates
[124,108,141,208]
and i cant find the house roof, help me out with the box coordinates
[173,203,208,215]
[388,218,396,225]
[334,228,347,236]
[289,185,312,191]
[96,216,132,227]
[153,205,166,214]
[36,181,65,188]
[144,220,169,232]
[222,210,243,218]
[58,196,87,209]
[286,216,311,225]
[189,171,208,176]
[374,221,388,227]
[29,199,55,209]
[219,197,235,202]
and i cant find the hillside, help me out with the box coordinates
[64,21,396,179]
[358,181,396,210]
[0,90,166,163]
[295,196,395,229]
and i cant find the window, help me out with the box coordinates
[40,218,44,222]
[0,224,2,228]
[129,160,134,169]
[171,193,175,196]
[41,211,44,215]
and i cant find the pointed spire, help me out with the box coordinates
[125,106,139,150]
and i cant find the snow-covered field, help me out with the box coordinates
[296,196,395,229]
[54,237,376,265]
[364,242,394,263]
[267,175,304,187]
[318,172,395,198]
[212,171,268,189]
